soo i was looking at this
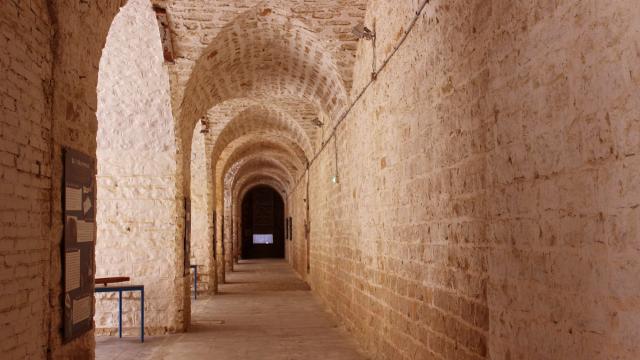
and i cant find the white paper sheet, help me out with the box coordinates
[65,187,82,211]
[76,220,94,243]
[72,296,91,324]
[82,186,92,215]
[65,250,80,292]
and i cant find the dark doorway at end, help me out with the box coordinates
[241,186,285,259]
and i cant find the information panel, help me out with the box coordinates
[62,148,96,342]
[184,197,191,275]
[212,211,217,260]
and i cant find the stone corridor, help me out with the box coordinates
[2,0,640,359]
[96,260,365,360]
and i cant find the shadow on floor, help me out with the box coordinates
[96,259,366,360]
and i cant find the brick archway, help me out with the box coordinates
[95,0,188,338]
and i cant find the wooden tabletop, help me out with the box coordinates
[95,276,130,286]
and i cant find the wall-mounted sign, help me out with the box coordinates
[212,211,217,260]
[62,148,96,342]
[286,217,290,240]
[184,198,191,276]
[221,216,225,260]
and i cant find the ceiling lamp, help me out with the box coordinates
[352,24,375,40]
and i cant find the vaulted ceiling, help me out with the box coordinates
[158,0,367,197]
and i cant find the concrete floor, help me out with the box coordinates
[96,259,367,360]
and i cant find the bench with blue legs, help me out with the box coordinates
[95,277,145,343]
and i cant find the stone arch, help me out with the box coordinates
[217,155,294,276]
[206,98,321,155]
[209,105,312,217]
[230,159,294,191]
[215,136,308,228]
[179,2,348,132]
[190,117,305,291]
[238,180,287,203]
[218,138,306,182]
[189,122,217,294]
[213,130,308,217]
[210,104,314,164]
[176,1,349,202]
[233,172,291,209]
[178,2,350,282]
[206,133,304,283]
[227,153,298,187]
[233,179,288,263]
[95,0,188,336]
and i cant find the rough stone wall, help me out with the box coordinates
[232,203,239,263]
[205,140,218,293]
[0,1,52,358]
[215,209,225,284]
[487,1,640,358]
[289,0,640,359]
[45,0,126,358]
[286,176,309,274]
[289,1,491,358]
[95,0,188,336]
[48,0,127,358]
[223,184,233,272]
[190,123,215,292]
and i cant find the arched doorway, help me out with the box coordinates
[241,186,285,259]
[94,0,188,335]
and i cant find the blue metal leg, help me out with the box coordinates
[118,290,122,338]
[141,288,144,343]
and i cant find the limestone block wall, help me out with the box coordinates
[205,174,224,285]
[223,182,234,272]
[0,1,53,358]
[95,0,188,336]
[487,1,640,358]
[190,123,215,292]
[0,0,132,357]
[49,0,129,356]
[206,140,218,293]
[289,2,491,358]
[216,206,225,284]
[289,0,640,359]
[233,204,239,263]
[287,176,309,275]
[232,194,242,265]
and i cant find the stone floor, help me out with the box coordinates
[96,259,367,360]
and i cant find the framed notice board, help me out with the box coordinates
[212,211,216,260]
[62,148,96,342]
[285,217,289,240]
[184,198,191,275]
